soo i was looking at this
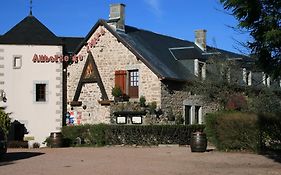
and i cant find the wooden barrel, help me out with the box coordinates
[49,132,62,148]
[190,131,207,152]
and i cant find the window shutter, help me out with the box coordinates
[115,70,127,94]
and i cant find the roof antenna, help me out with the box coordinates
[29,0,33,16]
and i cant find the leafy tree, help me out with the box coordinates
[220,0,281,78]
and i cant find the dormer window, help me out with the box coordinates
[243,68,252,86]
[262,72,270,87]
[194,59,206,80]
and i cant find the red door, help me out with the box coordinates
[128,70,139,98]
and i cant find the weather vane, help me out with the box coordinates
[29,0,33,16]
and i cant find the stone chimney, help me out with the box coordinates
[108,4,125,31]
[194,29,207,51]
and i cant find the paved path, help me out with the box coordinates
[0,147,281,175]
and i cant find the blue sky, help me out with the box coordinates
[0,0,250,54]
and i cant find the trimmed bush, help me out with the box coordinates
[205,111,260,152]
[62,124,205,147]
[205,111,281,152]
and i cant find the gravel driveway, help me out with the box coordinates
[0,146,280,175]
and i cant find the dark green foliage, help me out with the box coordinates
[205,111,281,152]
[139,96,146,107]
[7,141,28,148]
[111,86,122,97]
[259,114,281,150]
[205,112,260,152]
[248,89,281,115]
[220,0,281,78]
[0,110,10,136]
[62,124,205,146]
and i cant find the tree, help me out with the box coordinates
[220,0,281,78]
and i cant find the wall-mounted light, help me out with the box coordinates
[0,90,7,103]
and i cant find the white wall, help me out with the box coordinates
[0,44,63,146]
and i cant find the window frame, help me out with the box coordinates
[13,55,22,69]
[33,81,49,103]
[128,69,139,98]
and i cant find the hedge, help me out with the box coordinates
[61,124,205,146]
[205,111,281,152]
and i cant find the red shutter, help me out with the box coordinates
[115,70,127,94]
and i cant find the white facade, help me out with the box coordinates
[0,44,63,145]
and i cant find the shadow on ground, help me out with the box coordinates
[0,152,45,166]
[262,150,281,164]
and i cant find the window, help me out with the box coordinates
[194,59,206,80]
[114,69,139,98]
[128,70,139,98]
[36,84,46,102]
[184,105,203,124]
[243,68,252,86]
[13,56,22,69]
[184,105,191,125]
[262,72,270,87]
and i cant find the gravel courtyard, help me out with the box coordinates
[1,146,281,175]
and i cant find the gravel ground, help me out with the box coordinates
[0,146,281,175]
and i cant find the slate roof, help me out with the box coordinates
[0,15,62,45]
[0,15,83,54]
[74,19,253,81]
[60,37,84,54]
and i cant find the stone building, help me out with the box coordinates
[67,4,264,125]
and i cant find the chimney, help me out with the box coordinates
[194,29,207,51]
[108,4,126,31]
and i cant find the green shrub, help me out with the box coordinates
[139,96,146,107]
[258,114,281,151]
[62,124,205,146]
[205,111,260,152]
[0,110,10,136]
[8,141,28,148]
[205,111,281,152]
[111,86,122,97]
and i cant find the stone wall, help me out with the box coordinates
[67,25,161,124]
[160,81,219,120]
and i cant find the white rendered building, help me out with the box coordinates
[0,14,82,146]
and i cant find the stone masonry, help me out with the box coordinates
[67,25,161,124]
[161,81,219,121]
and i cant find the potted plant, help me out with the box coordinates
[111,86,123,102]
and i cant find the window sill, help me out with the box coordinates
[98,100,113,106]
[70,101,82,106]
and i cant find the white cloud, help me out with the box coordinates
[144,0,162,17]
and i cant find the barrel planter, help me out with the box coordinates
[190,131,207,152]
[49,132,63,148]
